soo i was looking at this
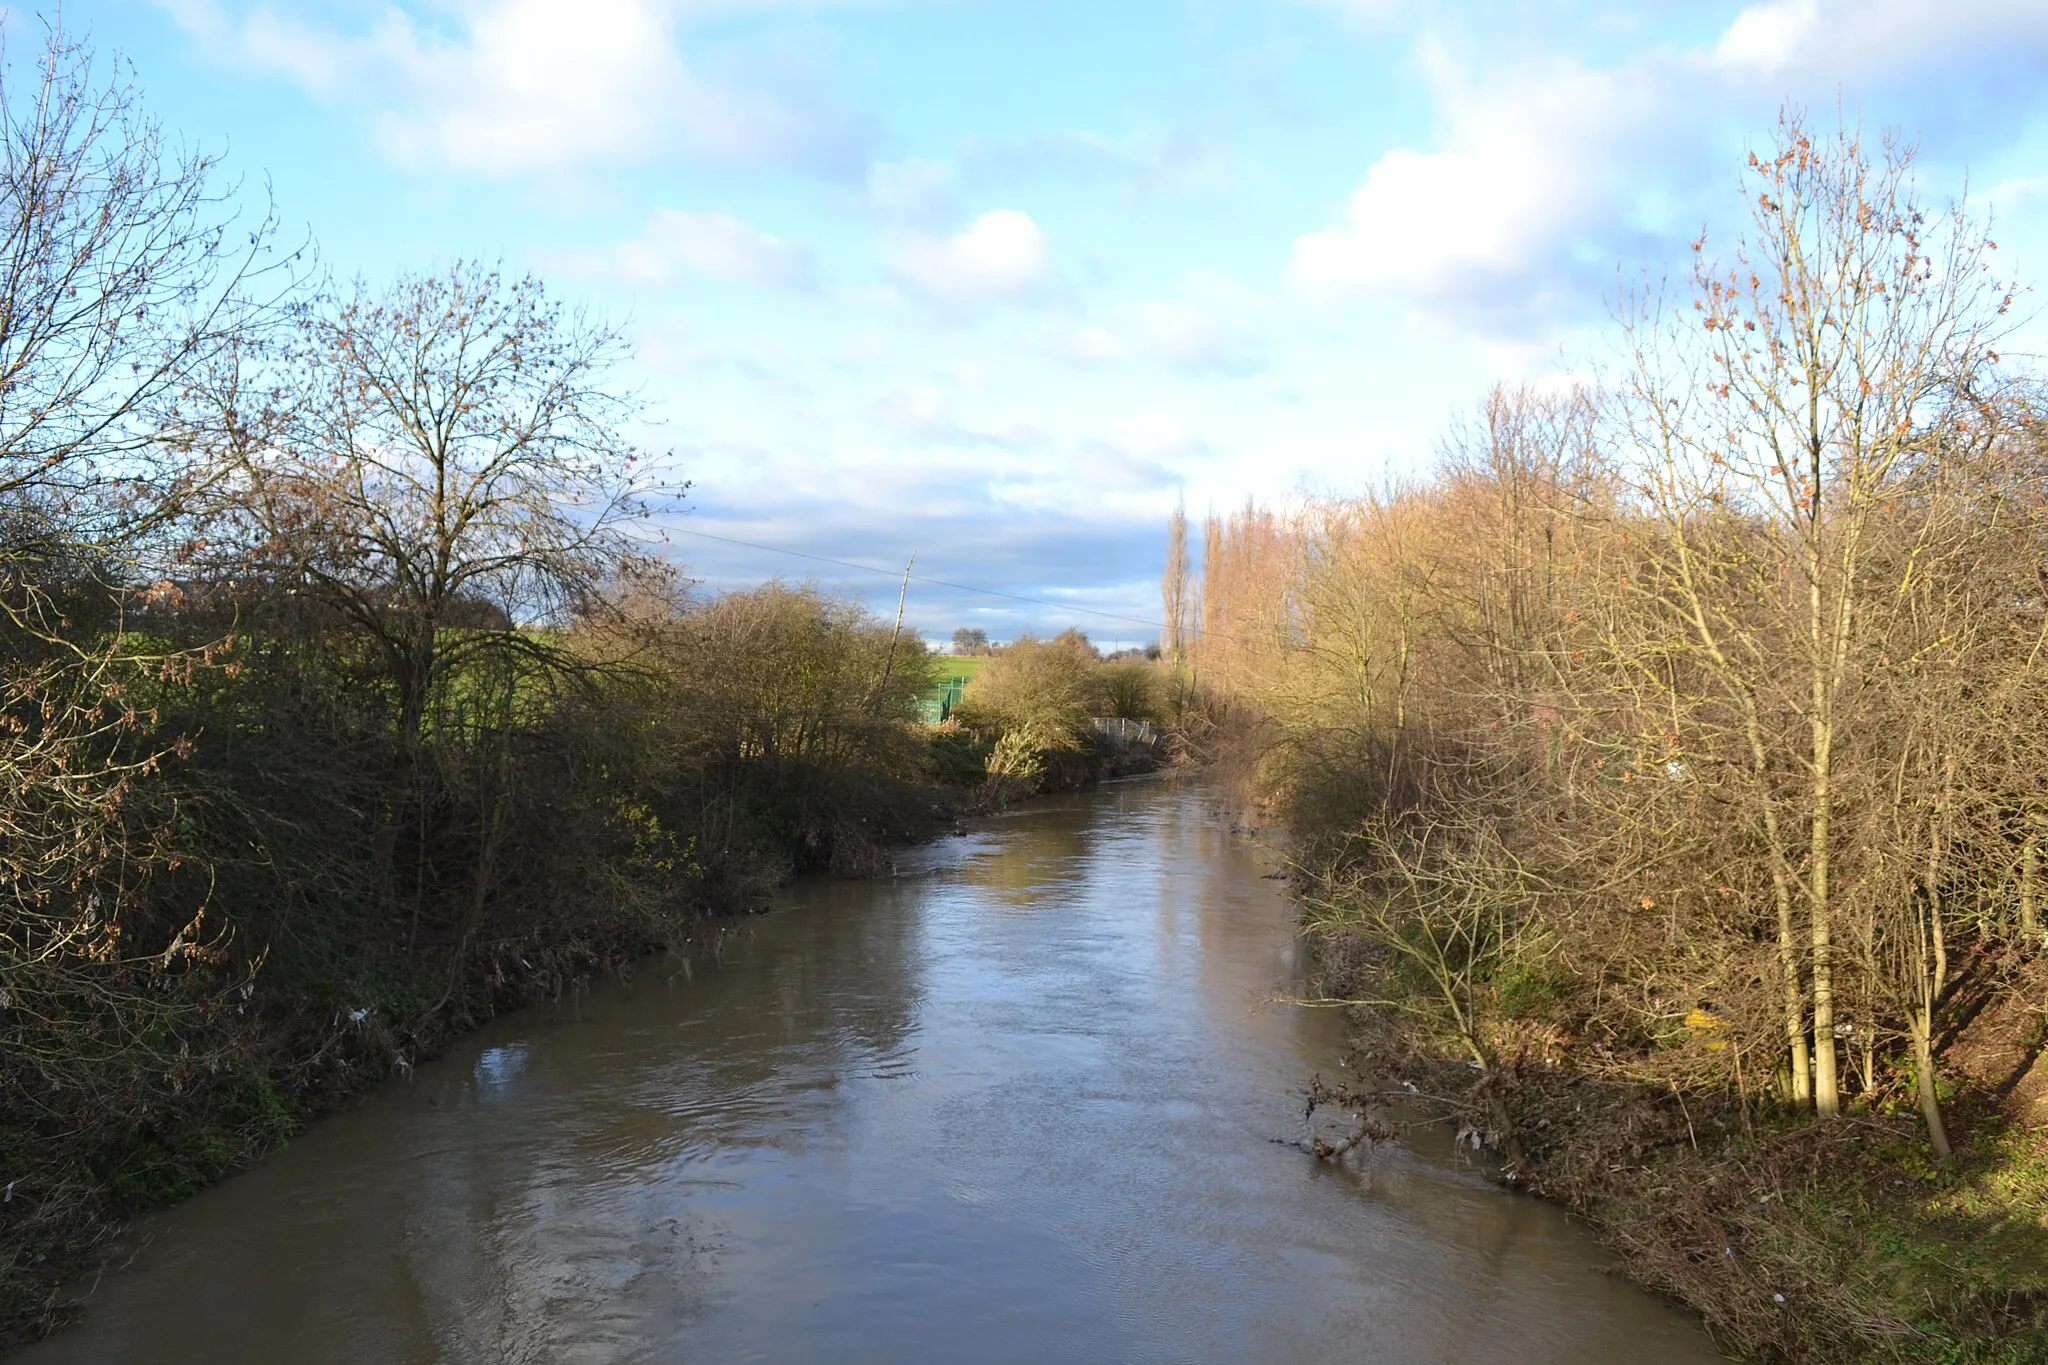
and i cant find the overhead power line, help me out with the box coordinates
[670,525,1170,633]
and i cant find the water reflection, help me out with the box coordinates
[19,778,1723,1365]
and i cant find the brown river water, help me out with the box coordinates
[23,778,1726,1364]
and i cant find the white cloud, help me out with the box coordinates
[572,209,817,289]
[1040,272,1267,374]
[888,210,1052,303]
[877,383,1046,451]
[1291,51,1658,331]
[1712,0,1821,75]
[1100,412,1206,461]
[1060,325,1123,365]
[1290,1,2048,339]
[1988,174,2048,211]
[1130,273,1267,374]
[877,383,958,441]
[390,0,681,174]
[1713,0,2048,80]
[157,0,871,177]
[867,157,957,220]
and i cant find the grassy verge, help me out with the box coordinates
[1318,946,2048,1363]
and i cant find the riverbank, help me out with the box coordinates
[0,576,969,1347]
[0,76,1185,1330]
[0,710,1161,1351]
[11,779,1721,1365]
[1144,110,2048,1365]
[0,783,953,1350]
[1307,929,2048,1363]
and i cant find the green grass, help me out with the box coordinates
[1847,1123,2048,1361]
[1590,1107,2048,1362]
[928,654,991,685]
[920,654,991,721]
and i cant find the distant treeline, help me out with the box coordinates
[1170,116,2048,1361]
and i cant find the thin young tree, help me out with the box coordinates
[1612,110,2013,1116]
[1163,495,1190,667]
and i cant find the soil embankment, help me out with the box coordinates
[1304,915,2048,1363]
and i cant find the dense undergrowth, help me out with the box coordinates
[0,581,1169,1345]
[1168,114,2048,1363]
[0,577,941,1341]
[1310,936,2048,1363]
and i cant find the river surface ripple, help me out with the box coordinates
[23,779,1726,1364]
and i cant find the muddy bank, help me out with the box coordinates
[1307,939,2048,1364]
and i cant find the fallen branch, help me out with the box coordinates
[1286,1074,1398,1161]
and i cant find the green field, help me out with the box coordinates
[919,653,990,723]
[928,654,991,684]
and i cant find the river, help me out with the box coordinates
[22,778,1724,1363]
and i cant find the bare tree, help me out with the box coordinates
[1612,110,2013,1116]
[0,23,279,982]
[1163,495,1189,667]
[194,264,661,760]
[0,27,283,564]
[0,26,288,1281]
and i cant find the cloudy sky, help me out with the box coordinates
[62,0,2048,642]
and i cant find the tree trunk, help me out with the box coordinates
[1747,706,1810,1105]
[1810,693,1840,1116]
[1811,896,1840,1116]
[2022,830,2039,945]
[1776,875,1813,1106]
[1914,793,1954,1157]
[1911,1009,1953,1160]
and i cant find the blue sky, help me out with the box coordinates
[53,0,2048,643]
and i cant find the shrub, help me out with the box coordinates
[952,632,1100,755]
